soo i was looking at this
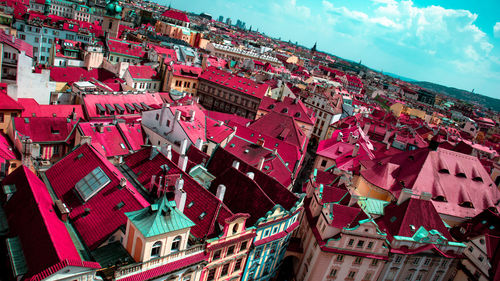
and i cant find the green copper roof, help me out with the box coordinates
[189,165,215,189]
[6,237,28,277]
[91,242,133,268]
[125,198,195,238]
[357,196,389,215]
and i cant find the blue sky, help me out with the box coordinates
[163,0,500,99]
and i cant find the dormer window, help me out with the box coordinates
[171,236,181,252]
[232,224,239,234]
[151,241,161,258]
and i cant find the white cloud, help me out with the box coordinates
[275,0,311,19]
[495,22,500,38]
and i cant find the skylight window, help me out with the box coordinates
[187,201,194,208]
[75,167,111,201]
[199,212,207,220]
[120,143,126,149]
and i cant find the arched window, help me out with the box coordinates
[232,224,239,234]
[171,236,182,252]
[151,241,161,258]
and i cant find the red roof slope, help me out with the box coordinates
[108,39,146,58]
[45,144,149,249]
[0,31,33,57]
[161,9,190,22]
[258,96,316,125]
[18,98,84,119]
[49,67,122,83]
[248,111,307,150]
[78,123,131,157]
[83,92,163,119]
[2,166,90,278]
[200,67,269,99]
[13,117,78,143]
[127,65,159,80]
[0,93,23,110]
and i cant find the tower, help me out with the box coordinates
[311,41,317,53]
[102,0,122,38]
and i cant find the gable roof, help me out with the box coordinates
[127,65,159,80]
[248,111,307,150]
[161,9,190,22]
[78,123,131,157]
[258,96,316,125]
[0,93,24,110]
[45,144,149,249]
[13,117,78,143]
[0,31,33,57]
[3,166,98,278]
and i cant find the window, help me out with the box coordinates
[441,260,449,267]
[234,258,243,271]
[354,257,362,264]
[171,236,181,252]
[394,255,402,263]
[329,268,337,277]
[424,258,431,266]
[75,167,111,201]
[370,259,378,266]
[232,224,239,234]
[240,241,248,251]
[156,113,159,120]
[0,113,4,123]
[221,263,229,276]
[364,272,373,280]
[151,241,161,258]
[478,256,484,262]
[255,248,262,259]
[404,273,413,281]
[348,239,354,247]
[166,120,171,127]
[348,271,356,279]
[213,250,221,260]
[468,246,473,252]
[35,37,39,43]
[321,159,327,167]
[336,254,344,262]
[367,241,374,249]
[227,245,235,256]
[357,240,365,248]
[416,273,423,281]
[413,257,421,265]
[207,268,216,281]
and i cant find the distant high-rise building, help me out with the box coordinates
[218,15,223,22]
[226,17,232,26]
[235,19,246,29]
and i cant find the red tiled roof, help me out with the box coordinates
[78,123,131,157]
[0,132,15,161]
[161,9,190,23]
[82,92,163,119]
[45,144,149,249]
[30,259,100,281]
[0,31,33,57]
[376,198,453,241]
[204,110,252,126]
[117,122,144,151]
[258,96,316,125]
[200,67,269,99]
[0,93,24,110]
[13,117,78,143]
[3,167,88,278]
[108,39,146,58]
[127,65,159,80]
[18,98,84,119]
[360,147,500,218]
[49,67,122,83]
[329,204,367,229]
[170,64,202,79]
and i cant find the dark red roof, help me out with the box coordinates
[49,67,121,83]
[45,144,149,249]
[200,67,269,99]
[78,123,131,157]
[13,117,78,143]
[2,166,94,278]
[161,9,190,23]
[258,96,316,125]
[18,98,84,119]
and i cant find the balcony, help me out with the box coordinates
[114,245,204,279]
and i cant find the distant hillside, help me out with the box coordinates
[383,72,416,82]
[412,81,500,112]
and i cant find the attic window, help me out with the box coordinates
[390,216,397,223]
[120,143,126,149]
[438,169,450,174]
[106,127,112,132]
[459,201,474,208]
[96,103,106,115]
[116,201,125,209]
[75,167,111,201]
[187,201,194,208]
[456,172,467,178]
[294,112,301,118]
[76,153,84,160]
[114,104,125,114]
[244,149,249,154]
[199,212,207,220]
[268,104,275,109]
[105,104,115,115]
[432,196,447,202]
[472,176,483,182]
[124,103,135,113]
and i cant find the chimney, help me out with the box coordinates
[363,122,371,134]
[119,177,127,188]
[175,176,184,191]
[22,138,33,166]
[55,200,70,222]
[175,109,181,121]
[189,109,195,122]
[348,132,354,143]
[159,103,167,122]
[246,172,255,180]
[216,184,226,202]
[256,137,265,147]
[383,130,392,144]
[179,139,188,155]
[161,144,172,160]
[352,144,360,157]
[97,124,104,133]
[195,138,203,150]
[420,192,432,201]
[175,189,187,213]
[257,156,265,170]
[232,160,240,170]
[397,188,413,205]
[178,155,188,172]
[337,132,343,142]
[149,175,156,191]
[386,141,391,150]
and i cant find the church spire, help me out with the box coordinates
[311,41,317,53]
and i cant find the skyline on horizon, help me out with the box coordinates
[159,0,500,100]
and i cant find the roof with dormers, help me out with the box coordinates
[199,67,269,99]
[258,96,316,125]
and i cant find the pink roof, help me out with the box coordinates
[150,44,177,63]
[170,64,202,79]
[0,132,15,161]
[0,93,24,110]
[376,198,453,241]
[13,117,78,143]
[249,111,308,150]
[117,122,144,151]
[18,98,84,119]
[3,166,89,277]
[78,123,131,157]
[45,144,149,249]
[127,65,159,80]
[204,110,252,126]
[200,67,269,99]
[205,55,227,68]
[108,39,146,58]
[361,147,500,218]
[258,96,316,125]
[0,31,33,57]
[82,92,163,119]
[49,67,122,83]
[161,9,190,23]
